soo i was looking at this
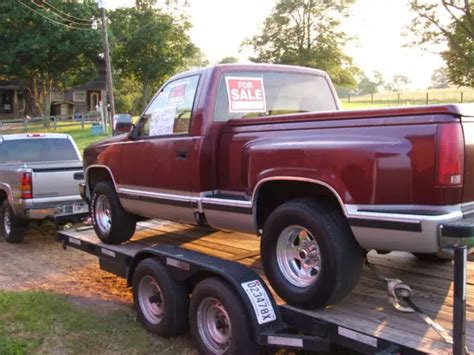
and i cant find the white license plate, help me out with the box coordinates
[241,280,276,324]
[73,203,88,214]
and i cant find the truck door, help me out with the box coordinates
[115,75,200,225]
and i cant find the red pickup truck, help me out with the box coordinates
[81,64,474,308]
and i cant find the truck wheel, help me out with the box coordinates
[261,199,364,309]
[0,200,27,244]
[412,252,449,262]
[132,258,189,337]
[90,181,136,244]
[189,277,259,355]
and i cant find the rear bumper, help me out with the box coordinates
[440,215,474,252]
[15,195,89,220]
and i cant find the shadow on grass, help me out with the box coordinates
[0,291,196,355]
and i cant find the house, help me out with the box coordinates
[0,59,106,119]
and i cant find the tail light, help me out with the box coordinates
[20,172,33,199]
[435,123,464,186]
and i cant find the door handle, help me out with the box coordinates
[176,150,188,160]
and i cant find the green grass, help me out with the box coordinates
[0,291,194,355]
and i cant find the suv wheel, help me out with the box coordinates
[90,181,136,244]
[1,200,27,243]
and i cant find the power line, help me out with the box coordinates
[17,0,94,31]
[29,0,93,28]
[40,1,93,25]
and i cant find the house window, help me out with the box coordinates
[73,91,86,102]
[51,91,64,102]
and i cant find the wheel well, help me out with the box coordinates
[255,180,344,229]
[0,190,7,204]
[87,167,114,193]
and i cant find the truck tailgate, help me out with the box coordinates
[30,162,84,198]
[462,116,474,205]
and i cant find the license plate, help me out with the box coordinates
[241,280,276,324]
[73,203,88,214]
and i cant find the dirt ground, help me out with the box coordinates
[0,223,132,312]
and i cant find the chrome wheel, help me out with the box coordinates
[197,297,232,354]
[276,225,321,287]
[95,194,111,235]
[3,207,11,236]
[138,275,164,325]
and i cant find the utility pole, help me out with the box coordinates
[98,0,114,133]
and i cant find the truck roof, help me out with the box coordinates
[0,133,71,141]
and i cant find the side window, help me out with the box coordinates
[137,75,199,137]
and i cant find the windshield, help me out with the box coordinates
[0,138,79,163]
[214,71,337,121]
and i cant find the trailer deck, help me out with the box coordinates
[59,219,473,354]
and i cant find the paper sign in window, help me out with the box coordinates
[167,82,189,106]
[149,106,176,136]
[225,77,266,113]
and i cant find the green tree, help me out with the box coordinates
[218,56,239,64]
[357,71,385,95]
[384,74,411,92]
[430,67,451,88]
[243,0,359,87]
[109,7,198,110]
[408,0,474,87]
[0,1,101,119]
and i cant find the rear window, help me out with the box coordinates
[0,138,79,163]
[214,71,337,122]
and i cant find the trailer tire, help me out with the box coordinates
[91,181,136,244]
[189,277,259,355]
[0,200,27,244]
[132,258,189,337]
[261,198,364,309]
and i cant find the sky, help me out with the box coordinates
[108,0,446,89]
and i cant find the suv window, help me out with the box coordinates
[214,71,337,122]
[0,138,79,163]
[137,75,199,137]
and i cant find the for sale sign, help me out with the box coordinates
[225,77,266,113]
[167,81,189,106]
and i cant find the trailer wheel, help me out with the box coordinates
[0,200,27,244]
[132,258,188,337]
[261,198,364,309]
[190,277,258,355]
[90,181,136,244]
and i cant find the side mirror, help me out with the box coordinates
[128,123,137,140]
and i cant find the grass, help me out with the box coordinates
[0,291,194,355]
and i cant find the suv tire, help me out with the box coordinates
[91,181,136,244]
[0,200,27,243]
[261,198,364,309]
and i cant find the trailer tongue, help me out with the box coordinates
[58,219,472,354]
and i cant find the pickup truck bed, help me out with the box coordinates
[59,219,473,354]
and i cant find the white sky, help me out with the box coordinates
[108,0,446,89]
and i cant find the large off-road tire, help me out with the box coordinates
[90,181,136,244]
[412,252,450,262]
[189,277,259,355]
[132,258,189,337]
[261,198,364,309]
[0,200,27,244]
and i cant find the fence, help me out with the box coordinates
[341,88,474,107]
[0,112,102,134]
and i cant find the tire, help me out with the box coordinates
[261,198,364,309]
[412,252,449,262]
[0,200,27,244]
[189,277,259,355]
[90,181,136,244]
[132,258,189,337]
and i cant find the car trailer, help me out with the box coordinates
[58,219,473,354]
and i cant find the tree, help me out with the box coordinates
[357,71,385,95]
[408,0,474,87]
[218,56,239,64]
[384,74,411,92]
[0,1,101,118]
[430,67,451,88]
[243,0,359,88]
[109,7,198,109]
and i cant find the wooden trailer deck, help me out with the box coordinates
[62,219,474,354]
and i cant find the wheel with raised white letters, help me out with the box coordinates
[189,277,259,354]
